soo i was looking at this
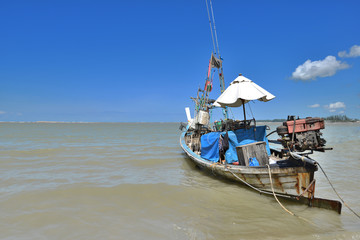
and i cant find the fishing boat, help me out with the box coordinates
[179,0,342,213]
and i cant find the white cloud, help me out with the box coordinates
[308,104,320,108]
[0,111,6,114]
[338,45,360,58]
[325,101,346,113]
[329,102,346,109]
[291,56,349,81]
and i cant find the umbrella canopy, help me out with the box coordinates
[214,75,275,108]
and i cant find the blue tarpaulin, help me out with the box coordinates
[224,131,238,164]
[234,126,271,156]
[200,126,270,163]
[200,132,221,162]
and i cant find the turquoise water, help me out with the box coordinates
[0,122,359,239]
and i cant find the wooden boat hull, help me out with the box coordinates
[180,131,315,198]
[180,130,342,213]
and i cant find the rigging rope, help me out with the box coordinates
[205,0,217,55]
[226,168,272,195]
[226,166,315,225]
[266,164,316,225]
[225,167,297,199]
[203,0,357,221]
[316,162,360,219]
[288,152,360,219]
[225,164,316,226]
[229,108,235,119]
[205,0,228,119]
[248,101,255,120]
[209,0,221,58]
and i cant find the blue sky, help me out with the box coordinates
[1,0,359,122]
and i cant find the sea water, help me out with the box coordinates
[0,122,359,239]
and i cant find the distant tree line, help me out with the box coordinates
[257,119,286,122]
[324,115,359,122]
[258,115,359,122]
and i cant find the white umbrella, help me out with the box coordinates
[214,75,275,108]
[213,75,275,121]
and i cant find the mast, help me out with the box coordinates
[206,0,228,119]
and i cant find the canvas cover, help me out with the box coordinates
[213,75,275,108]
[200,126,270,164]
[200,132,221,162]
[234,126,271,156]
[224,131,239,163]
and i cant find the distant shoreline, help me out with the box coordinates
[258,120,360,123]
[258,115,359,123]
[0,121,177,124]
[0,120,359,124]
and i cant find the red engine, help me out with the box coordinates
[276,116,330,152]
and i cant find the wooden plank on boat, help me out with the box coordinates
[236,141,269,166]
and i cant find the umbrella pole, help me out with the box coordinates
[242,99,246,124]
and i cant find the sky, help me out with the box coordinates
[1,0,359,122]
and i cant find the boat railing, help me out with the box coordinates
[213,118,255,132]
